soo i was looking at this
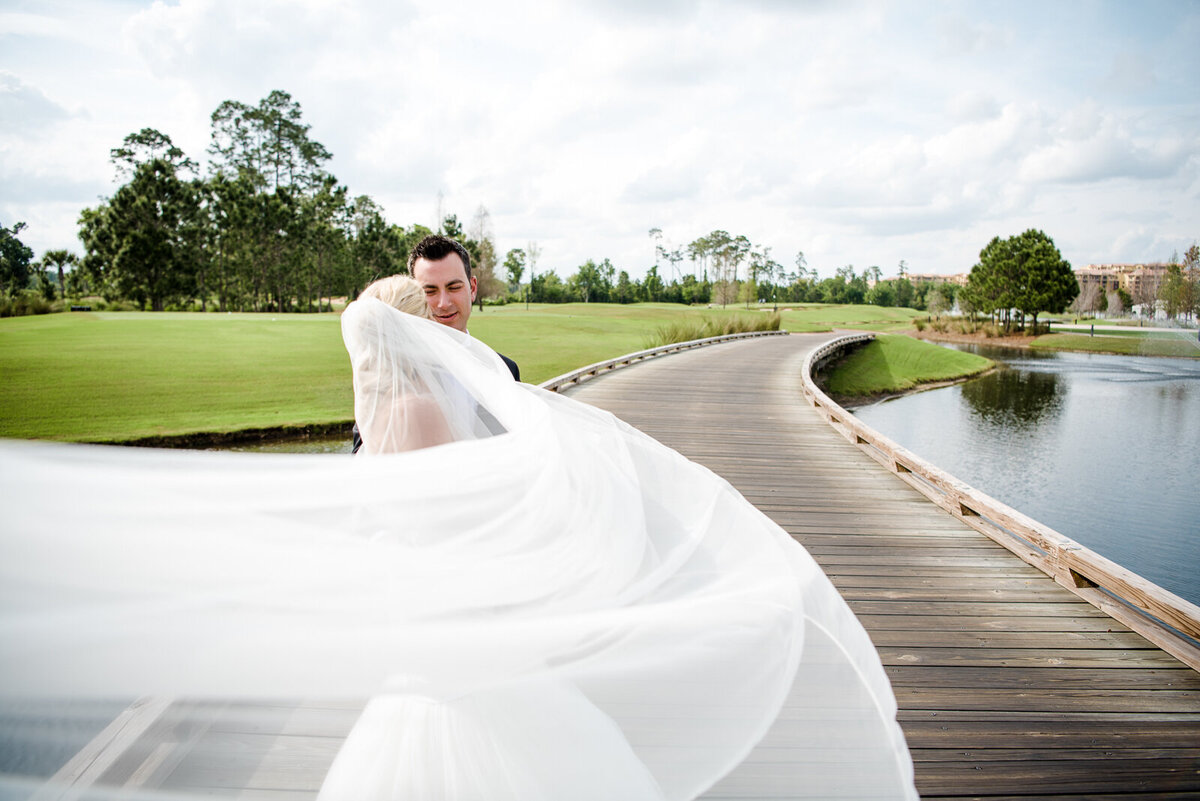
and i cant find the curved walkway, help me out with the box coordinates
[564,333,1200,800]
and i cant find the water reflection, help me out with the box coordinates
[852,345,1200,605]
[960,366,1062,430]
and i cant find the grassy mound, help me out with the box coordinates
[822,334,992,398]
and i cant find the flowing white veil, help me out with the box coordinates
[0,298,916,800]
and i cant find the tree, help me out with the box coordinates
[615,270,633,303]
[966,229,1076,331]
[206,92,339,312]
[503,248,526,291]
[1,221,35,296]
[208,90,331,194]
[441,214,464,239]
[82,138,204,311]
[738,277,757,308]
[1159,263,1188,320]
[111,128,196,179]
[1007,229,1076,330]
[1183,244,1200,323]
[867,280,896,307]
[926,285,949,318]
[649,228,662,269]
[1069,282,1101,316]
[1106,290,1125,316]
[666,248,684,281]
[526,241,541,276]
[570,258,613,303]
[963,236,1015,325]
[466,204,501,307]
[642,265,664,302]
[688,235,713,283]
[1133,268,1162,319]
[41,249,78,299]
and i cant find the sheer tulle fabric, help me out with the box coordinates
[0,298,916,800]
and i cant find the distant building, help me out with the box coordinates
[905,272,969,287]
[1075,263,1170,296]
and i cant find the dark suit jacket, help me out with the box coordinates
[351,353,520,454]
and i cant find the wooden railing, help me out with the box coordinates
[802,334,1200,672]
[539,330,789,392]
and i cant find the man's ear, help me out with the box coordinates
[469,276,478,301]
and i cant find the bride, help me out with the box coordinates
[0,279,916,800]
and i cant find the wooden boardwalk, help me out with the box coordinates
[33,333,1200,799]
[563,332,1200,799]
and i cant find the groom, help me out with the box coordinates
[350,235,520,453]
[407,235,521,381]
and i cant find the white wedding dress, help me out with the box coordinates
[0,298,916,800]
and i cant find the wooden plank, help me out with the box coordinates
[901,719,1200,748]
[913,758,1200,795]
[886,665,1200,690]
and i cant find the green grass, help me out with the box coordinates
[0,303,815,442]
[0,302,988,442]
[0,311,354,442]
[777,304,922,332]
[822,334,993,397]
[1032,332,1200,358]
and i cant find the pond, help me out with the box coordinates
[850,343,1200,606]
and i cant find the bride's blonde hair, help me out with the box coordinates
[358,275,430,318]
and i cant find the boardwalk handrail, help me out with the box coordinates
[802,333,1200,671]
[538,329,788,392]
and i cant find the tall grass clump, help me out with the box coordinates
[646,313,781,347]
[0,291,54,317]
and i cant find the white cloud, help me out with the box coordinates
[1,0,1198,276]
[1019,107,1193,184]
[0,72,72,135]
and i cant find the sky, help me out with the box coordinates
[2,0,1198,282]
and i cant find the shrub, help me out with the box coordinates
[0,291,54,317]
[646,313,781,347]
[912,318,927,331]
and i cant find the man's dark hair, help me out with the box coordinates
[408,235,472,280]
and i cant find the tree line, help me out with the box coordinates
[0,91,509,314]
[5,89,1193,321]
[0,89,985,317]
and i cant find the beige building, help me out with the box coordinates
[1076,263,1169,297]
[905,272,969,287]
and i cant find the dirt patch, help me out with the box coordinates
[909,328,1039,351]
[101,421,354,449]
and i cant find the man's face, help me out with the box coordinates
[413,253,476,333]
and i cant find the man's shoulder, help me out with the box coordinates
[498,353,520,382]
